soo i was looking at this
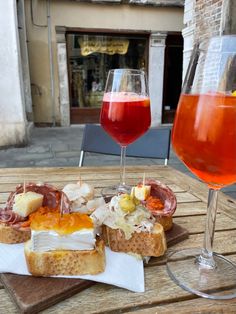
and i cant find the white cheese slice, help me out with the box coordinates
[31,229,96,252]
[62,182,94,201]
[12,191,43,217]
[131,185,151,201]
[72,197,106,214]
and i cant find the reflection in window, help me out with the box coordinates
[67,34,148,108]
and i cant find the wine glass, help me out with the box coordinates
[167,35,236,299]
[100,69,151,195]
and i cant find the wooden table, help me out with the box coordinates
[0,165,236,313]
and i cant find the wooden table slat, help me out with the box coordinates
[41,253,236,314]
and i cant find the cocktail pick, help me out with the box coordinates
[23,179,26,194]
[60,194,63,217]
[78,173,82,186]
[142,173,146,186]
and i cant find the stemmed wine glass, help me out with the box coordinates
[167,35,236,299]
[100,69,151,195]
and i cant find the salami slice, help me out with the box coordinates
[0,208,26,224]
[144,179,177,217]
[2,182,71,229]
[5,182,70,211]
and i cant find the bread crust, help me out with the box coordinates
[24,238,105,276]
[101,223,166,257]
[0,223,31,244]
[154,216,173,231]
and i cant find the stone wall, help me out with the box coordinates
[194,0,223,43]
[0,0,29,148]
[182,0,236,91]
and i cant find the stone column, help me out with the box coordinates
[182,0,195,80]
[149,32,167,126]
[182,25,195,80]
[0,0,28,147]
[56,27,70,126]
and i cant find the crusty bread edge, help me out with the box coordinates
[101,223,167,257]
[154,215,173,231]
[0,223,31,244]
[24,238,106,276]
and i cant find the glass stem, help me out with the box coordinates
[120,146,127,186]
[197,188,218,269]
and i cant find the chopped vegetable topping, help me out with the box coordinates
[146,196,164,212]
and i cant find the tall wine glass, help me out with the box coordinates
[167,35,236,299]
[100,69,151,194]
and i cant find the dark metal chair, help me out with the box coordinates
[79,124,171,167]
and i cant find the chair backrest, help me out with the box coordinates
[79,124,171,167]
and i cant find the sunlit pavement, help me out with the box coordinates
[0,125,235,200]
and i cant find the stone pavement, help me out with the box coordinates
[0,126,235,200]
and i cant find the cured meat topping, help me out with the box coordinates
[144,179,177,217]
[1,183,71,229]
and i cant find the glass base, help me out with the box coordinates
[167,248,236,299]
[101,184,131,202]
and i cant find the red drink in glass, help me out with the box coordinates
[172,93,236,188]
[100,92,151,146]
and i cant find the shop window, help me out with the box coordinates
[67,34,148,109]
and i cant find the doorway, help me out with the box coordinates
[162,34,183,124]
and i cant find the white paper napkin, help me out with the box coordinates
[0,243,144,292]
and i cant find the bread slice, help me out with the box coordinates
[101,223,166,257]
[24,238,105,276]
[0,223,31,244]
[154,216,173,231]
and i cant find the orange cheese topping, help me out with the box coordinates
[29,207,93,235]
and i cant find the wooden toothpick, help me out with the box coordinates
[79,173,82,185]
[142,173,145,186]
[23,179,26,194]
[60,194,63,218]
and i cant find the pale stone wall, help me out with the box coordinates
[194,0,223,42]
[182,0,195,79]
[17,0,33,121]
[0,0,27,147]
[182,0,224,78]
[182,0,232,78]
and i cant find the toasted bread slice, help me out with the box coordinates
[155,216,173,231]
[0,223,31,244]
[24,238,105,276]
[101,223,166,257]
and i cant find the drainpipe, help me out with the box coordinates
[47,0,56,126]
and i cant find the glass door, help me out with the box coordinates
[66,33,149,124]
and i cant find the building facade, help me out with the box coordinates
[0,0,185,147]
[1,0,236,147]
[24,0,184,128]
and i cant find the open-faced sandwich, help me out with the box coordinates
[91,185,172,257]
[91,179,176,258]
[24,207,105,276]
[132,179,177,231]
[0,183,70,244]
[0,181,105,244]
[62,181,105,214]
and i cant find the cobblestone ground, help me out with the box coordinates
[0,126,235,200]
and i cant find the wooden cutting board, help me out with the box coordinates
[0,223,188,314]
[0,275,94,314]
[165,223,189,247]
